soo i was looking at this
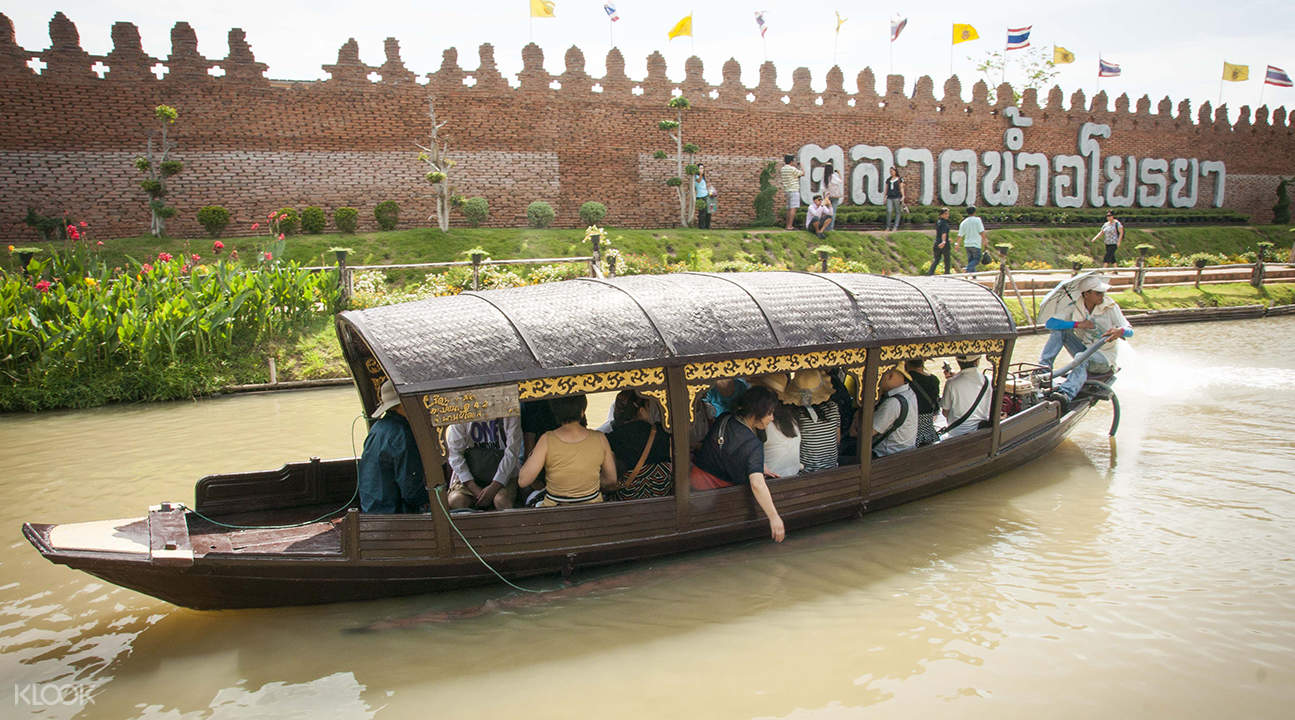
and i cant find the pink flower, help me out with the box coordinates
[213,240,225,254]
[181,264,190,274]
[35,280,51,293]
[190,253,201,263]
[268,211,277,219]
[141,263,153,274]
[69,229,81,241]
[96,240,104,247]
[278,213,288,221]
[78,221,88,228]
[250,223,260,231]
[263,252,273,261]
[277,233,285,241]
[66,224,75,234]
[157,252,173,262]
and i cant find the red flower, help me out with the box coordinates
[278,213,288,222]
[277,233,285,241]
[35,280,51,293]
[250,222,260,231]
[263,252,273,261]
[268,210,277,219]
[66,224,75,234]
[78,221,88,228]
[157,252,173,262]
[190,253,201,263]
[181,264,191,274]
[141,263,153,274]
[213,240,224,254]
[96,240,104,246]
[69,229,81,241]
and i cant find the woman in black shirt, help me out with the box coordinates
[605,390,673,500]
[691,385,786,542]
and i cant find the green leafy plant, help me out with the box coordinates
[1064,253,1092,270]
[272,207,298,235]
[300,206,327,234]
[579,201,607,226]
[1274,178,1291,224]
[333,207,359,234]
[196,206,230,237]
[374,201,400,231]
[461,197,490,227]
[656,96,697,227]
[134,105,182,237]
[527,201,555,229]
[753,161,778,226]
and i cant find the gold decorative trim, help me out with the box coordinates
[878,339,1004,363]
[687,384,711,424]
[363,357,388,397]
[518,367,666,400]
[684,348,868,382]
[641,388,671,431]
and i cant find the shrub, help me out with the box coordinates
[374,201,400,231]
[579,201,607,226]
[275,207,300,235]
[1064,253,1093,269]
[528,263,589,284]
[195,206,230,237]
[1275,178,1292,224]
[300,206,327,234]
[527,201,555,229]
[333,207,359,234]
[461,197,490,227]
[753,161,778,226]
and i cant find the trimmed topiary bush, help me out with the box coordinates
[462,197,489,227]
[196,206,230,237]
[374,201,400,231]
[300,206,327,234]
[579,201,607,226]
[527,201,555,229]
[333,207,358,234]
[275,207,299,235]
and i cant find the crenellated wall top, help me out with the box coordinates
[1,12,1292,134]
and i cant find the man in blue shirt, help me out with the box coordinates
[357,380,429,513]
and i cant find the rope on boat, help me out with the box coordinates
[435,490,549,594]
[177,415,366,530]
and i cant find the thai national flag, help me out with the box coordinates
[603,3,619,22]
[1266,65,1293,88]
[1099,58,1121,78]
[755,11,768,38]
[1006,25,1031,51]
[890,14,907,42]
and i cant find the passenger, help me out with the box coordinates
[445,415,523,511]
[805,194,834,239]
[690,386,787,542]
[827,368,859,460]
[518,395,617,506]
[781,369,840,472]
[357,380,429,513]
[519,398,560,504]
[605,390,673,500]
[940,355,993,438]
[1041,275,1133,406]
[703,377,748,419]
[905,358,942,446]
[751,374,801,478]
[871,365,918,457]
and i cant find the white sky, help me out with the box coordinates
[5,1,1294,120]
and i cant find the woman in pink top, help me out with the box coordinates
[519,395,617,506]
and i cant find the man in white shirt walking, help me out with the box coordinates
[957,206,986,273]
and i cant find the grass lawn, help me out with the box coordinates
[998,282,1295,326]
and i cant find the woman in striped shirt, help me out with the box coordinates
[780,369,840,472]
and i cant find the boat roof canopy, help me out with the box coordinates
[337,272,1015,395]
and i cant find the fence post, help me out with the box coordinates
[334,248,351,305]
[608,255,618,277]
[471,252,483,291]
[1252,242,1272,288]
[992,243,1010,296]
[1133,251,1147,293]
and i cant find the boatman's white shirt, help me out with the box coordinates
[940,368,992,438]
[1070,296,1132,364]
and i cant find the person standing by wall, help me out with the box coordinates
[1092,210,1124,268]
[884,167,906,231]
[824,163,845,230]
[957,206,986,273]
[779,155,804,230]
[695,163,711,229]
[927,207,952,275]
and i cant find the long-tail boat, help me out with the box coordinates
[23,272,1092,609]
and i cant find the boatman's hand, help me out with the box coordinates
[1101,326,1125,343]
[1075,319,1096,330]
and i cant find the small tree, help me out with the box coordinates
[462,197,489,227]
[134,105,182,237]
[196,206,230,237]
[300,206,327,234]
[754,161,778,226]
[415,97,456,232]
[656,96,697,227]
[579,201,607,226]
[527,201,555,228]
[1273,177,1292,224]
[974,47,1060,104]
[333,207,359,234]
[374,201,399,231]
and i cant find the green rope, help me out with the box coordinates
[434,488,548,594]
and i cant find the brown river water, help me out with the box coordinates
[1,318,1293,719]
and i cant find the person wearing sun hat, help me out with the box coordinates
[778,369,840,472]
[1040,274,1133,405]
[357,379,429,514]
[871,364,917,457]
[751,374,802,478]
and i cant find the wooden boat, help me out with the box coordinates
[24,271,1092,609]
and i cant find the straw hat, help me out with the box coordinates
[883,364,912,382]
[371,379,401,418]
[780,368,833,406]
[750,373,790,397]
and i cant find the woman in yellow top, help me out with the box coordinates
[519,395,617,506]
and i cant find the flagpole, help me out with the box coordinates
[950,33,954,78]
[1259,80,1266,109]
[609,18,614,50]
[1218,74,1224,106]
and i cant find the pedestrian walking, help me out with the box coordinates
[884,167,905,231]
[1092,210,1124,268]
[957,206,986,273]
[927,207,952,275]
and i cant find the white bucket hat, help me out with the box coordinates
[371,379,401,418]
[1077,275,1111,294]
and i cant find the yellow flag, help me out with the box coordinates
[668,14,692,40]
[1054,45,1075,64]
[835,11,847,33]
[952,23,979,44]
[529,0,555,18]
[1222,61,1249,82]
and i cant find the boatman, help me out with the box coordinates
[1041,275,1133,406]
[357,380,429,513]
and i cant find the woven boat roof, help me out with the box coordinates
[338,272,1014,394]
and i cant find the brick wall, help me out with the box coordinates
[1,12,1292,240]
